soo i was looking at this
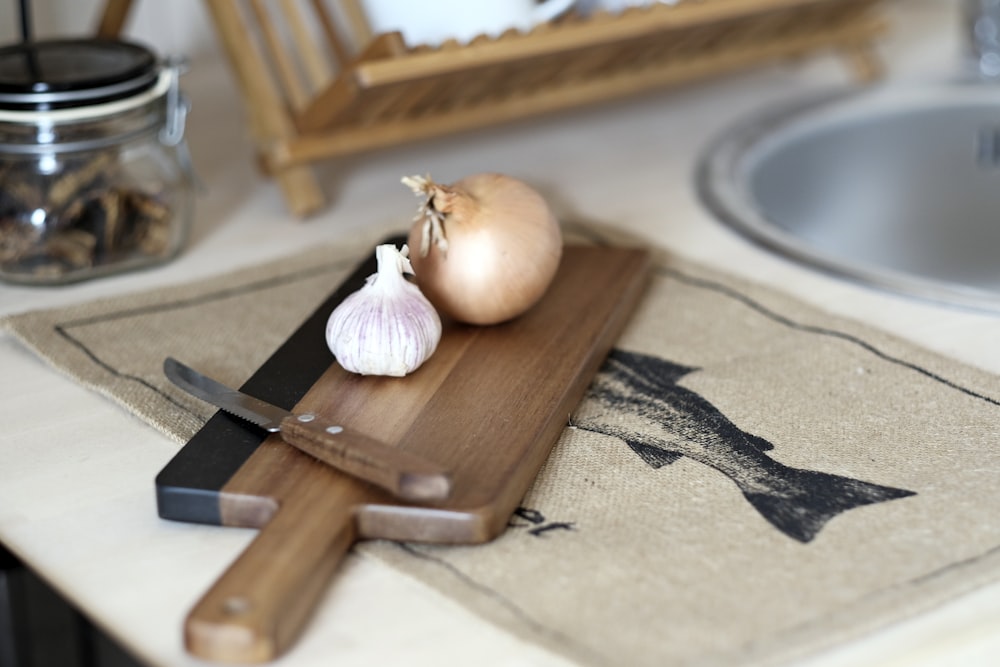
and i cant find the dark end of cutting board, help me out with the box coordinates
[154,238,395,525]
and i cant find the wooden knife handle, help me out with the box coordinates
[185,482,366,663]
[278,413,451,501]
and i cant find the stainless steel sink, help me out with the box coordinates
[697,81,1000,311]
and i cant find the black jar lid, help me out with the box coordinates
[0,38,158,112]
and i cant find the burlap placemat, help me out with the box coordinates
[4,223,1000,667]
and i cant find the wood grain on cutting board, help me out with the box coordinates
[157,243,651,662]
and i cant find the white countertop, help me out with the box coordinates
[4,1,1000,665]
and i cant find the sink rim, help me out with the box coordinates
[696,80,1000,313]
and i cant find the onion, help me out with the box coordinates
[403,173,562,325]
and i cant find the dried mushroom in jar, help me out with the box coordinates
[0,150,176,281]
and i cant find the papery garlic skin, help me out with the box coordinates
[326,244,442,377]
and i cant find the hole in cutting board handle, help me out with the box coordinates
[223,596,252,616]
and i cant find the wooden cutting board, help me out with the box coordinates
[156,239,650,663]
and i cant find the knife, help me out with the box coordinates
[163,357,451,502]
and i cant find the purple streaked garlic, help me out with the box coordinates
[326,244,441,376]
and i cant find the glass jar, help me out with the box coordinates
[0,39,194,285]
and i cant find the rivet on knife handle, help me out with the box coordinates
[276,412,450,501]
[163,357,451,501]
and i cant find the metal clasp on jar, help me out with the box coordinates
[160,56,201,190]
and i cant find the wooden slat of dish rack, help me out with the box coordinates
[96,0,887,217]
[288,4,884,162]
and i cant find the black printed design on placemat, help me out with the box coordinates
[380,250,1000,661]
[571,349,916,543]
[509,507,576,537]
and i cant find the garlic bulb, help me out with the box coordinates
[326,244,441,376]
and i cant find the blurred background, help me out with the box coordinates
[0,1,215,57]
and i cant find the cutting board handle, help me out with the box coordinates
[184,481,367,663]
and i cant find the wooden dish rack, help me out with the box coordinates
[99,0,888,217]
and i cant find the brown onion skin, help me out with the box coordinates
[408,173,562,326]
